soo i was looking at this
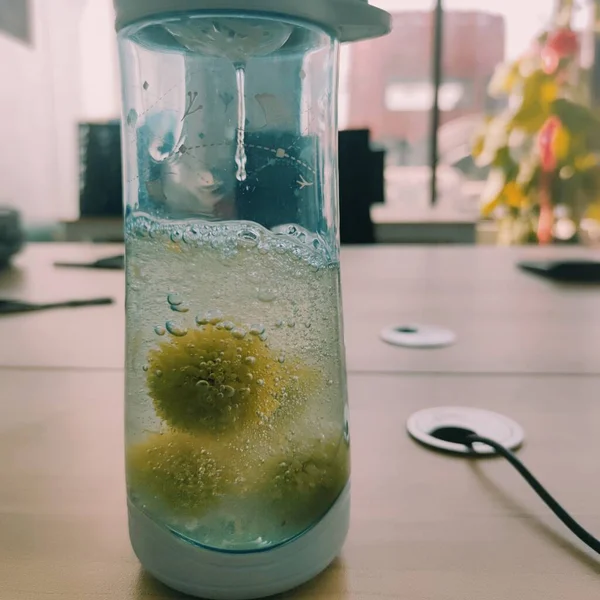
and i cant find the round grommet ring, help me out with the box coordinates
[406,406,525,455]
[380,324,456,349]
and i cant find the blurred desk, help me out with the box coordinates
[0,243,598,599]
[1,244,600,374]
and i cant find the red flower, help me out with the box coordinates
[541,28,579,74]
[547,28,579,58]
[538,116,561,173]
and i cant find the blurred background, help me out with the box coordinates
[1,0,599,246]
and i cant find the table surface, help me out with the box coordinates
[1,243,599,599]
[1,243,600,374]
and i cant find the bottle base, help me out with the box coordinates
[128,483,350,600]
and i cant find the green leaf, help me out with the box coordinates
[551,99,600,136]
[510,71,557,134]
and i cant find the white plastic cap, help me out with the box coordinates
[113,0,391,42]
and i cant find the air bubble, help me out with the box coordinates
[275,320,284,328]
[249,324,265,336]
[154,325,166,336]
[257,379,265,387]
[259,332,268,342]
[222,385,235,398]
[170,304,189,313]
[278,353,286,364]
[231,327,247,339]
[167,293,183,306]
[170,231,183,243]
[196,314,209,325]
[142,365,149,372]
[222,321,235,331]
[287,320,296,328]
[206,310,224,324]
[155,370,163,378]
[166,321,188,337]
[237,229,260,248]
[305,322,312,329]
[327,379,333,386]
[215,322,225,330]
[196,379,209,388]
[245,356,256,365]
[257,288,276,302]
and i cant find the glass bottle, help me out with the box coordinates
[114,1,389,598]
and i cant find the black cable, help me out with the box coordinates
[466,434,600,555]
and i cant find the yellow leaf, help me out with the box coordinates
[503,182,527,209]
[510,71,557,134]
[472,133,485,159]
[584,203,600,222]
[488,61,521,97]
[552,123,570,161]
[482,194,501,217]
[575,154,599,171]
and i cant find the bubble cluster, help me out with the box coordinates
[125,215,336,270]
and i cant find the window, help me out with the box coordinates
[385,80,472,112]
[340,0,562,221]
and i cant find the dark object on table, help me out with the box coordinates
[54,255,124,270]
[518,259,600,283]
[339,129,384,244]
[79,122,123,217]
[0,207,24,269]
[0,297,114,315]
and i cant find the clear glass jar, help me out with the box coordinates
[119,12,350,553]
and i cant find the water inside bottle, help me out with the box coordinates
[125,215,349,551]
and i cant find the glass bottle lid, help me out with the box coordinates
[113,0,391,42]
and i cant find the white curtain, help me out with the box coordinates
[0,0,119,224]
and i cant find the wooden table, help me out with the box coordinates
[0,243,599,599]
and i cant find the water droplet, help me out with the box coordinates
[155,370,163,378]
[167,293,183,306]
[222,385,235,398]
[231,327,247,339]
[126,108,138,127]
[287,320,296,328]
[245,356,256,365]
[222,321,235,331]
[142,365,149,372]
[258,288,276,302]
[166,321,188,337]
[196,380,209,388]
[170,230,183,243]
[249,324,265,336]
[206,310,224,324]
[154,325,166,336]
[170,304,189,313]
